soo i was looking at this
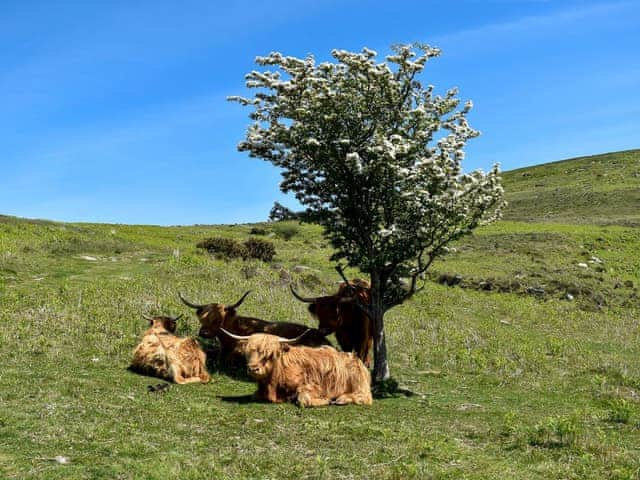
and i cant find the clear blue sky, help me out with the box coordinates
[1,1,638,225]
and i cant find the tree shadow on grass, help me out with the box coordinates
[372,378,416,399]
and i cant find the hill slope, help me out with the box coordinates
[502,149,640,225]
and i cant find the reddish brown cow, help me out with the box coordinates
[221,329,372,407]
[179,291,331,357]
[130,315,211,384]
[290,279,373,367]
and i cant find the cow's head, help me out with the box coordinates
[142,314,181,334]
[219,329,310,379]
[290,280,369,333]
[179,291,251,338]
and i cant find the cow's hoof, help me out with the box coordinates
[296,392,311,407]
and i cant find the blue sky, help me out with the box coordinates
[1,1,638,225]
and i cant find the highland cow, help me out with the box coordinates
[221,329,372,407]
[179,291,330,357]
[130,314,211,384]
[290,279,373,366]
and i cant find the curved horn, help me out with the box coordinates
[289,285,317,303]
[142,313,155,321]
[219,328,251,341]
[179,292,205,309]
[226,291,251,310]
[173,314,183,321]
[278,328,313,345]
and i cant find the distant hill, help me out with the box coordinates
[502,149,640,225]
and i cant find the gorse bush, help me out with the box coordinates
[196,237,276,262]
[244,238,276,262]
[197,237,247,259]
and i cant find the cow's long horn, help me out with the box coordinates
[219,328,251,341]
[179,292,205,309]
[289,285,317,303]
[278,328,313,345]
[226,291,251,310]
[142,313,155,321]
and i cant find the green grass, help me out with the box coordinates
[1,150,640,478]
[502,149,640,225]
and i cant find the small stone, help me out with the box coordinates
[577,263,588,268]
[54,456,70,465]
[565,293,574,301]
[80,256,97,261]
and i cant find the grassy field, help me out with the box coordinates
[502,149,640,226]
[1,150,640,479]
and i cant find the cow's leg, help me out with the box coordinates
[255,383,281,403]
[174,373,206,384]
[333,392,372,405]
[198,370,211,383]
[296,389,331,407]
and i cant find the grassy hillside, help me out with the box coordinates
[502,149,640,225]
[1,150,640,479]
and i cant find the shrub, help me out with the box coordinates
[249,227,267,235]
[243,238,276,262]
[196,237,247,259]
[196,237,276,262]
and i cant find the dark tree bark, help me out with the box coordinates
[371,309,390,382]
[369,271,391,382]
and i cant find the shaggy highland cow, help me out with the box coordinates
[290,279,373,367]
[179,291,330,357]
[221,329,372,407]
[131,314,211,384]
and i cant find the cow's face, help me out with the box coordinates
[196,304,228,338]
[181,291,250,338]
[309,296,342,333]
[241,334,287,380]
[148,316,178,333]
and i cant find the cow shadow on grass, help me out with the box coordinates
[199,338,255,384]
[217,393,260,404]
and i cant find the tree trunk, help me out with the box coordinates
[370,272,390,382]
[371,307,390,382]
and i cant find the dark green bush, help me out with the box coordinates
[243,238,276,262]
[249,227,267,235]
[196,237,247,259]
[196,236,276,262]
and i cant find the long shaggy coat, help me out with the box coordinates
[241,333,372,407]
[131,317,211,384]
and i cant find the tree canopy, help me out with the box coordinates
[230,43,505,380]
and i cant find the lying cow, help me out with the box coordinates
[290,279,373,367]
[130,314,211,384]
[179,291,331,358]
[221,329,372,407]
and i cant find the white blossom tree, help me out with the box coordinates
[229,43,505,382]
